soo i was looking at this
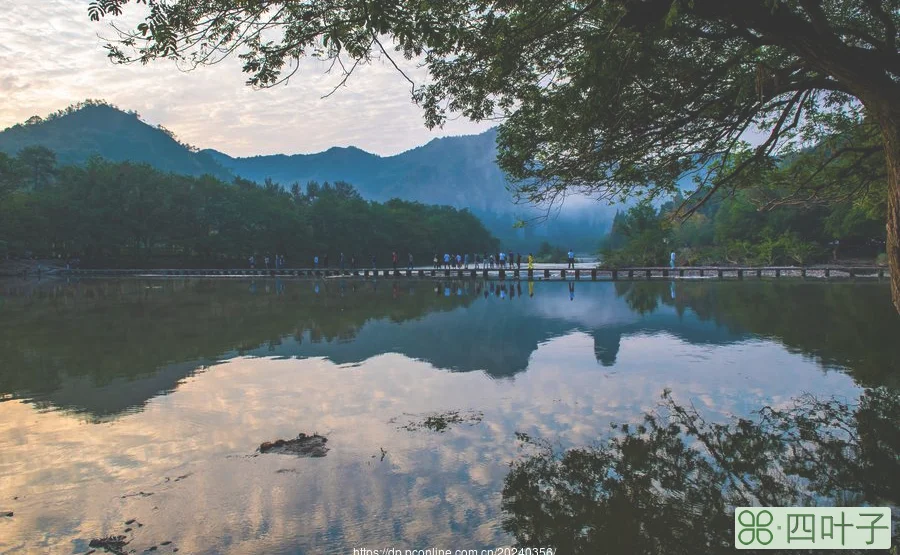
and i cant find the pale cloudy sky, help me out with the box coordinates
[0,0,495,157]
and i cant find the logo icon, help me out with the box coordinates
[737,509,775,546]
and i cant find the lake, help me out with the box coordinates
[1,278,898,554]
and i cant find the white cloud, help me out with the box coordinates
[0,1,494,157]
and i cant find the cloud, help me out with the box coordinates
[0,1,494,157]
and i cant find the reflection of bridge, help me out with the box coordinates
[66,265,890,280]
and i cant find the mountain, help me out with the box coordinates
[205,130,615,249]
[1,103,612,249]
[205,129,513,213]
[0,102,231,180]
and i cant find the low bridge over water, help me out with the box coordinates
[65,266,890,280]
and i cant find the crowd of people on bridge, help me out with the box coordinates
[247,249,584,271]
[433,252,539,271]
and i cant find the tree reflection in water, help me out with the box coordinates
[501,389,899,554]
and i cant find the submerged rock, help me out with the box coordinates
[258,433,329,457]
[88,535,128,555]
[394,410,484,433]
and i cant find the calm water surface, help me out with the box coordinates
[0,278,898,554]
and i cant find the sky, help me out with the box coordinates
[0,0,495,157]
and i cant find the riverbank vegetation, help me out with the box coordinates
[533,242,571,264]
[600,178,887,268]
[0,151,498,267]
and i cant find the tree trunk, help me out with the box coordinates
[886,136,900,315]
[877,105,900,315]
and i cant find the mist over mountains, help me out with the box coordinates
[1,103,613,249]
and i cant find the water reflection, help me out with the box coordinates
[0,278,898,553]
[502,388,900,554]
[1,279,898,419]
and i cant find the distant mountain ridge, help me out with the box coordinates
[0,103,231,180]
[203,128,516,214]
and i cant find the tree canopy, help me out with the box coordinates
[600,178,887,267]
[0,151,498,265]
[87,0,900,310]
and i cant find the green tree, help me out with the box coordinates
[0,152,23,200]
[17,145,56,191]
[600,203,671,266]
[88,0,900,312]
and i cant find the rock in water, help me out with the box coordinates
[88,536,128,555]
[258,433,329,457]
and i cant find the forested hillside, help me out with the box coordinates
[0,150,498,267]
[206,129,512,212]
[0,100,231,180]
[0,102,610,250]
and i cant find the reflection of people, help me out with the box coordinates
[314,282,320,294]
[528,280,534,297]
[671,281,676,299]
[569,281,575,301]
